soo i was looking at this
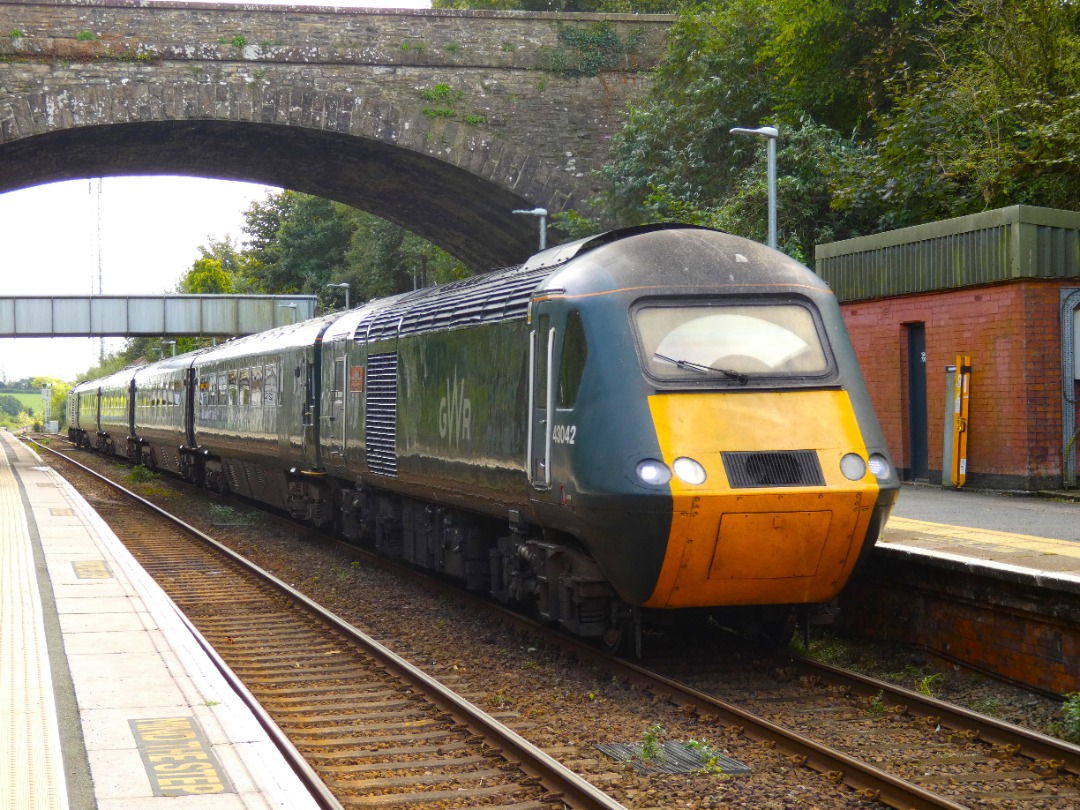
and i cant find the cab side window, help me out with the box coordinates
[558,310,588,409]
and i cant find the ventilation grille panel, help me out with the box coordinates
[365,352,398,477]
[722,450,824,488]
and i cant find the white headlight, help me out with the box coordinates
[673,457,707,485]
[868,454,891,481]
[840,453,867,481]
[636,459,672,486]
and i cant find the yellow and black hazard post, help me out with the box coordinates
[950,355,972,488]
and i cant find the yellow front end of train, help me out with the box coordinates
[643,390,885,609]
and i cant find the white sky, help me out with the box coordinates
[0,0,430,385]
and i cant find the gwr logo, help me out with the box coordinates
[438,372,472,446]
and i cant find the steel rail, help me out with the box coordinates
[38,440,628,810]
[356,554,1080,810]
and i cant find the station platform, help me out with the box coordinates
[0,428,321,810]
[880,483,1080,593]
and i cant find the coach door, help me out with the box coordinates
[528,307,556,490]
[322,349,349,462]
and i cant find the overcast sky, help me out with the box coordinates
[0,0,431,385]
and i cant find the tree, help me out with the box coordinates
[602,0,777,224]
[0,395,23,418]
[341,209,469,302]
[764,0,944,135]
[433,0,682,11]
[833,0,1080,228]
[178,256,235,295]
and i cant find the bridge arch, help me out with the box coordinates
[0,2,672,269]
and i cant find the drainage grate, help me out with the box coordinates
[595,741,751,776]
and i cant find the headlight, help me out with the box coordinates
[840,453,867,481]
[868,453,892,481]
[636,459,672,486]
[673,457,707,485]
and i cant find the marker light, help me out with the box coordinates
[868,454,892,481]
[673,457,707,485]
[636,459,672,486]
[840,453,867,481]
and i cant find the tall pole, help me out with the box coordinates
[512,207,548,251]
[729,126,779,249]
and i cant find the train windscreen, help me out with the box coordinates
[635,303,829,382]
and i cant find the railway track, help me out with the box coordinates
[36,441,625,810]
[38,438,1080,809]
[634,640,1080,809]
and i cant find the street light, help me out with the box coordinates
[326,282,350,310]
[729,125,779,249]
[512,207,548,251]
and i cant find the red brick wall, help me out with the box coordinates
[841,554,1079,695]
[840,280,1072,489]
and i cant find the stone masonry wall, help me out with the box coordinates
[0,0,673,268]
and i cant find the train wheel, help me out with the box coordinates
[750,608,796,650]
[599,612,642,658]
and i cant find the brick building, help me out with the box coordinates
[816,206,1080,491]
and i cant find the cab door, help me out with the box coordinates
[528,307,556,490]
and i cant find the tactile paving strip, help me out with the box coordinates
[0,445,67,810]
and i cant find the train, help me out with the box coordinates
[68,224,899,650]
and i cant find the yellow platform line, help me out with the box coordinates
[884,516,1080,559]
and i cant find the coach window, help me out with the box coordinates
[557,310,588,408]
[239,369,251,406]
[227,370,238,406]
[264,363,280,406]
[252,367,263,406]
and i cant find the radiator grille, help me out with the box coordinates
[722,450,824,488]
[365,352,398,477]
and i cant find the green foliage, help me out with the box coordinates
[433,0,681,9]
[9,29,24,40]
[179,256,235,294]
[1059,692,1080,743]
[545,21,647,76]
[125,465,156,484]
[639,723,665,763]
[833,0,1080,229]
[0,394,25,418]
[76,30,97,42]
[868,691,887,715]
[763,0,944,135]
[916,673,942,697]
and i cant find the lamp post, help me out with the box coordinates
[729,125,778,249]
[512,207,548,251]
[326,282,350,311]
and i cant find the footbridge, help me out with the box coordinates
[0,294,318,337]
[0,1,673,270]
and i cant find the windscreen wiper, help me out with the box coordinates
[654,353,749,385]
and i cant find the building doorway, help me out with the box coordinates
[906,323,929,480]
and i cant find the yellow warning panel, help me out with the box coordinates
[72,560,112,579]
[130,717,233,797]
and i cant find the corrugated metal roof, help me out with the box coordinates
[815,205,1080,301]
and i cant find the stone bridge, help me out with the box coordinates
[0,0,673,269]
